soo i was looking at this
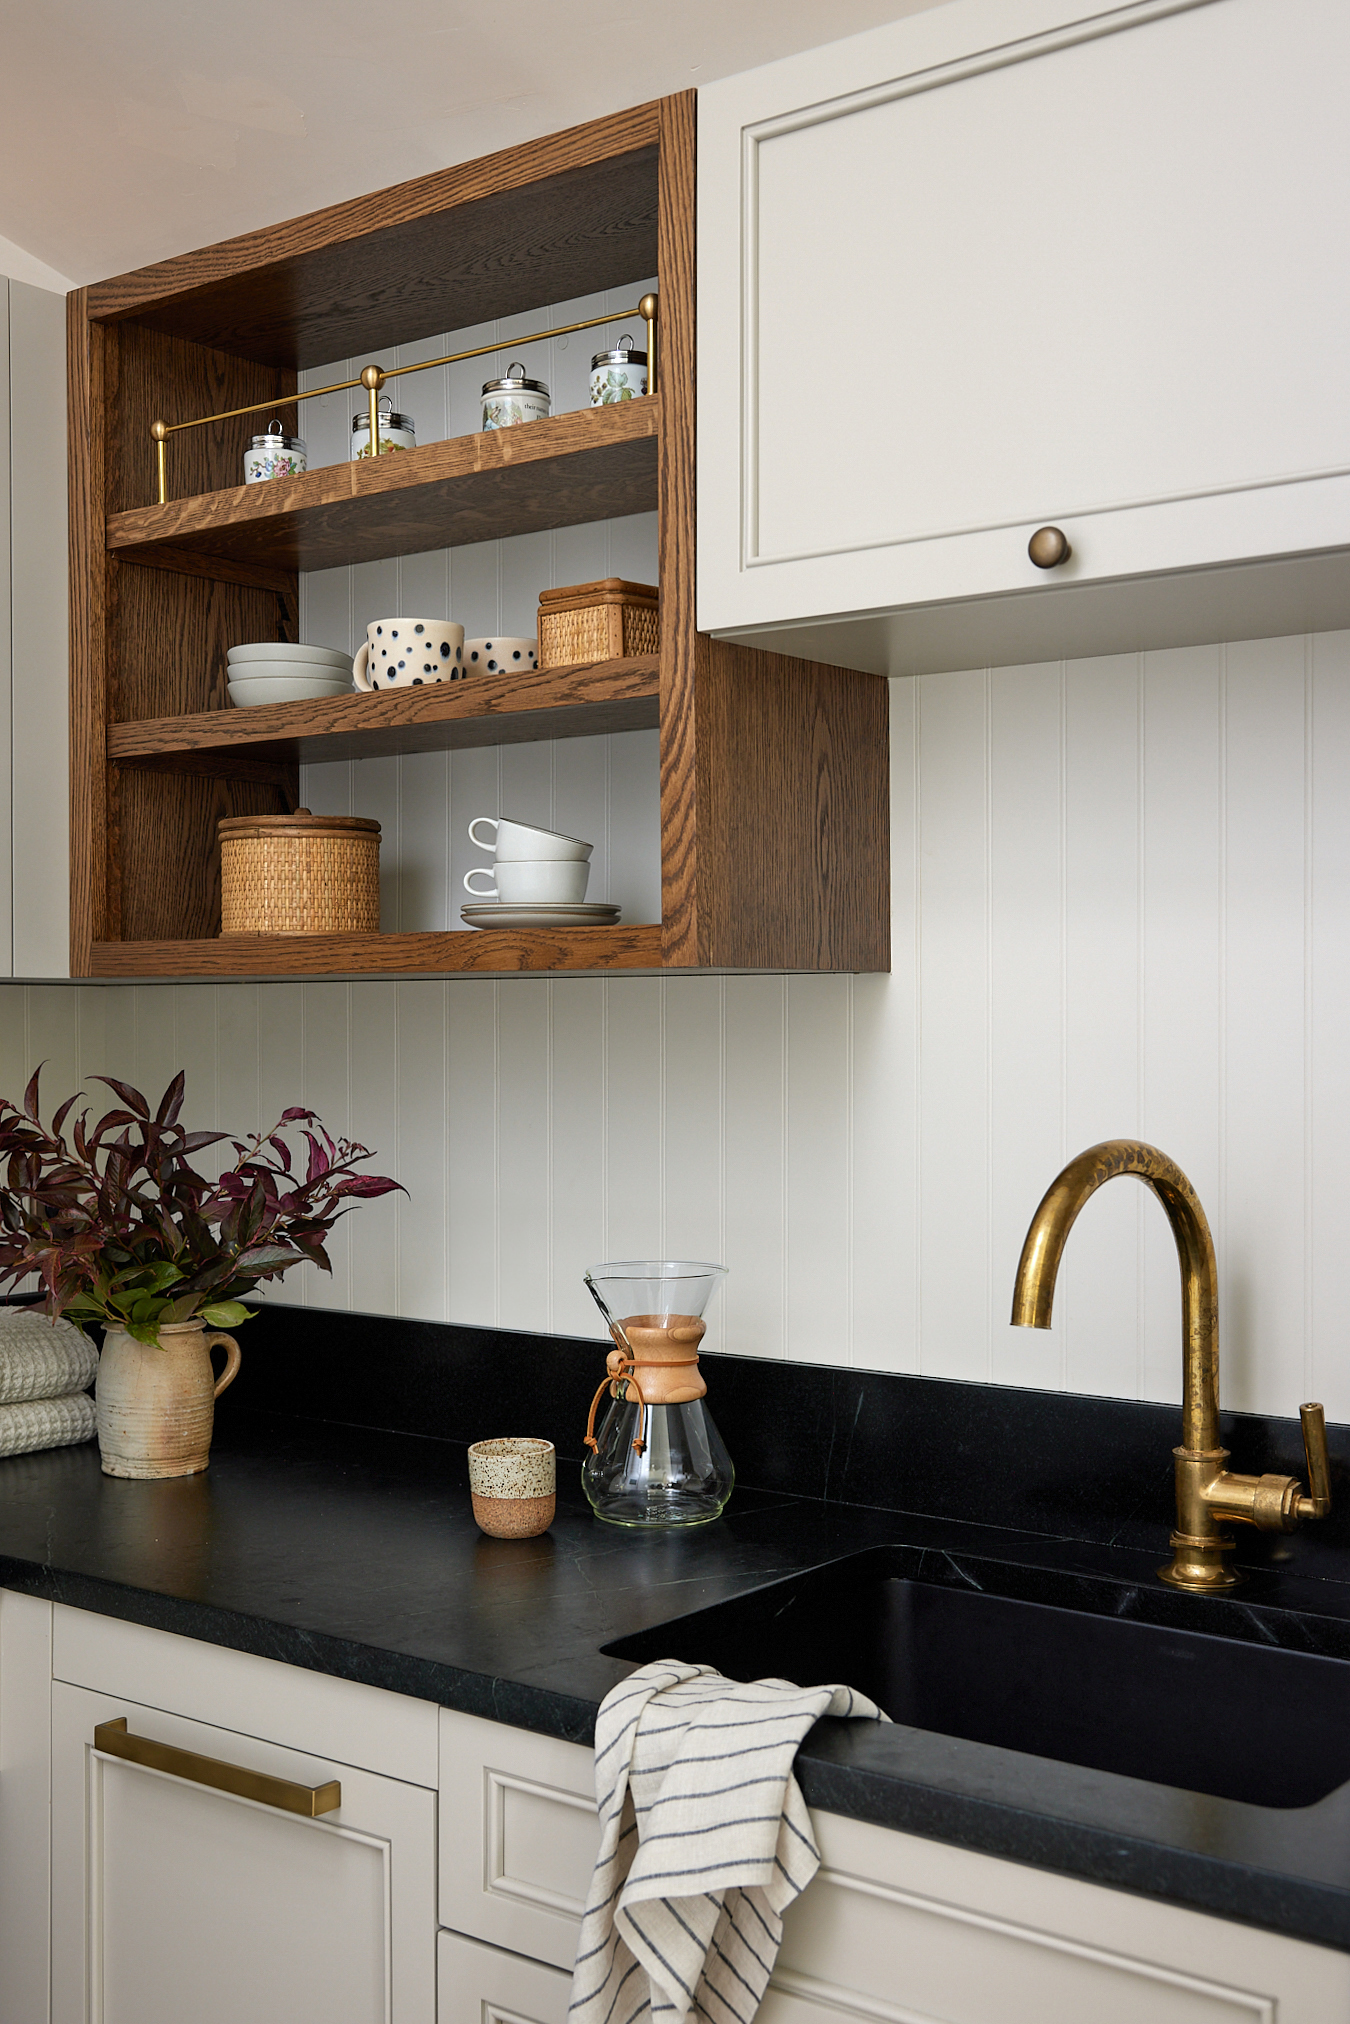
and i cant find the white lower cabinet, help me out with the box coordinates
[7,1593,1350,2024]
[437,1708,1350,2024]
[437,1932,571,2024]
[47,1608,438,2024]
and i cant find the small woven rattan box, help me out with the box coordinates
[537,577,658,667]
[218,810,381,935]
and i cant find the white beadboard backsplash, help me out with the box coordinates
[295,282,663,930]
[5,628,1349,1419]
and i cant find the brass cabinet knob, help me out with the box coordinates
[1028,526,1072,569]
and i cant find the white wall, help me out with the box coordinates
[1,628,1346,1421]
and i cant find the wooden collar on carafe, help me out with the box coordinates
[582,1314,708,1456]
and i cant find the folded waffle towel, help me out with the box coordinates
[0,1392,96,1457]
[569,1660,889,2024]
[0,1308,97,1405]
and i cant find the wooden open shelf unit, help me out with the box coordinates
[69,94,889,980]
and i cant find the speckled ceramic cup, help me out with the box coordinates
[468,1437,556,1539]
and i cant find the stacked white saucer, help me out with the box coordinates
[461,815,619,928]
[227,641,354,707]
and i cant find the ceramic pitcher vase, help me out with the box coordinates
[95,1320,242,1479]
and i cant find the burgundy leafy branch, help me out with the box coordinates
[0,1069,403,1343]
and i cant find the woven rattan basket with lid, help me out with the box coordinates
[537,578,658,667]
[219,810,381,935]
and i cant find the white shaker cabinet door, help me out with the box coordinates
[437,1932,572,2024]
[698,0,1350,673]
[51,1680,437,2024]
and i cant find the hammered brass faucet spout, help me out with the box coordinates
[1011,1141,1331,1593]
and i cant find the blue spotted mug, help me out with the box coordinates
[353,618,464,691]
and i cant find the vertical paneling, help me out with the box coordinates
[1310,632,1350,1412]
[2,629,1348,1415]
[295,285,660,937]
[915,668,990,1382]
[987,662,1063,1392]
[1139,645,1225,1406]
[1059,654,1141,1400]
[721,976,785,1362]
[1223,635,1309,1414]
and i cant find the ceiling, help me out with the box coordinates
[1,0,946,289]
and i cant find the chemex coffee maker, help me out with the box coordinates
[581,1260,733,1527]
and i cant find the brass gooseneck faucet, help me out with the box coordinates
[1011,1140,1331,1593]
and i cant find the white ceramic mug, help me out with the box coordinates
[353,619,464,690]
[466,815,592,862]
[463,859,591,903]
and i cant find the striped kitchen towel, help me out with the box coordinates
[569,1659,889,2024]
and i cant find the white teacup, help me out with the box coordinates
[353,618,464,690]
[467,816,592,862]
[464,859,591,904]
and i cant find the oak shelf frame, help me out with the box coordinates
[108,401,659,579]
[89,926,664,979]
[107,657,661,773]
[69,93,891,980]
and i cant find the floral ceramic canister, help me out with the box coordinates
[244,422,307,483]
[351,396,417,459]
[481,363,551,431]
[590,336,648,406]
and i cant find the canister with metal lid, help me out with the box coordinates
[590,336,648,406]
[351,394,416,460]
[481,363,551,431]
[244,421,307,484]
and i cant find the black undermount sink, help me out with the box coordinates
[603,1546,1350,1810]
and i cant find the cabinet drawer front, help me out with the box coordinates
[52,1680,436,2024]
[439,1709,598,1970]
[438,1932,572,2024]
[776,1871,1274,2024]
[53,1603,437,1786]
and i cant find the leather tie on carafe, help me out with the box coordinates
[582,1314,708,1459]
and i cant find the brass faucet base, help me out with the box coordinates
[1158,1531,1242,1593]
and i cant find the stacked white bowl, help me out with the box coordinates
[227,641,354,707]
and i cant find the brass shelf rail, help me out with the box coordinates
[149,296,659,505]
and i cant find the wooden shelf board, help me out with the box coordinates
[88,926,663,979]
[106,402,659,577]
[85,108,661,370]
[107,657,661,770]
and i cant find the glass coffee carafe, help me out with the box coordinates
[581,1260,734,1527]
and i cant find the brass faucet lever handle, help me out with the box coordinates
[1298,1403,1332,1520]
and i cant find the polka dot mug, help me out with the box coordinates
[353,618,465,691]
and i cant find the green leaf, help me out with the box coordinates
[197,1300,254,1327]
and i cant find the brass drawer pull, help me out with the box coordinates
[93,1717,341,1818]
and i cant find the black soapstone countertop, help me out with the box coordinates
[3,1305,1350,1954]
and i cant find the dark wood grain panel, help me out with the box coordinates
[88,925,664,978]
[113,565,299,723]
[107,323,295,515]
[85,107,661,370]
[107,402,659,570]
[117,546,298,595]
[116,768,298,943]
[655,92,700,967]
[695,638,889,972]
[108,656,661,767]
